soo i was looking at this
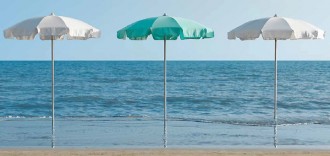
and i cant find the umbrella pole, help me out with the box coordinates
[163,38,167,148]
[51,37,55,148]
[274,39,278,148]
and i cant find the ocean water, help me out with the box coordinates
[1,61,330,148]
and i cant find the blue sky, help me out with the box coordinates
[0,0,329,60]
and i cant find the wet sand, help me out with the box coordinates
[1,149,330,156]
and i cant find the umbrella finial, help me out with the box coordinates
[274,14,277,17]
[163,13,167,16]
[50,13,55,16]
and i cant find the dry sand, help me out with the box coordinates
[1,149,330,156]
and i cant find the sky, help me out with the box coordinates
[0,0,329,60]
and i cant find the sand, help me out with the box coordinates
[1,149,330,156]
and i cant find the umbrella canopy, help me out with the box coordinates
[117,14,214,148]
[118,14,214,40]
[228,15,324,148]
[228,15,324,40]
[4,13,100,148]
[5,13,100,40]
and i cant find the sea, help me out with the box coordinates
[1,61,330,148]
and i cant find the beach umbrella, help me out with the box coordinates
[228,14,324,148]
[117,14,214,148]
[4,13,101,148]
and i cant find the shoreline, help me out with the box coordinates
[2,119,330,148]
[1,148,330,156]
[2,145,330,149]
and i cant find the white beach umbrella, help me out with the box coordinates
[4,13,101,148]
[228,15,325,148]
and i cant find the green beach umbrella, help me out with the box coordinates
[117,14,214,148]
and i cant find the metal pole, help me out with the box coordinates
[51,37,55,148]
[274,39,278,148]
[163,38,167,148]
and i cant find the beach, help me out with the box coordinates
[1,61,330,150]
[1,149,330,156]
[1,0,330,154]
